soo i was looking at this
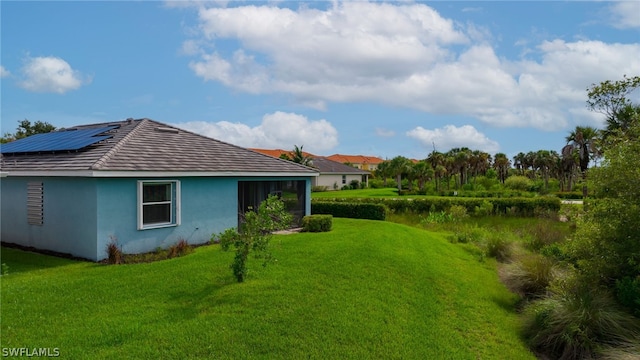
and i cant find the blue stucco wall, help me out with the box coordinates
[96,177,239,259]
[0,177,98,259]
[2,175,313,261]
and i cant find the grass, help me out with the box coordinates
[1,218,534,359]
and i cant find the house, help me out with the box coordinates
[326,154,385,171]
[0,118,318,261]
[251,149,370,190]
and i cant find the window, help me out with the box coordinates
[137,180,180,229]
[27,182,44,225]
[342,175,347,184]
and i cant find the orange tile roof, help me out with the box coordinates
[326,154,384,165]
[250,148,316,159]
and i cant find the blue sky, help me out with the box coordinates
[2,1,639,160]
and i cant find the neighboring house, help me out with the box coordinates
[0,118,318,261]
[326,154,384,171]
[308,157,370,189]
[251,149,370,190]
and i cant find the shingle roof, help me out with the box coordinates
[311,157,370,175]
[0,118,318,175]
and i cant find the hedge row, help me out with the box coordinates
[301,215,333,232]
[397,189,537,198]
[312,197,560,217]
[311,202,387,220]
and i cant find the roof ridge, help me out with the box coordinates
[90,119,146,170]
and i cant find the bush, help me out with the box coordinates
[349,179,360,189]
[448,205,468,221]
[504,176,533,191]
[301,215,333,232]
[311,185,329,192]
[522,280,640,360]
[216,195,292,282]
[473,200,493,217]
[503,254,556,298]
[312,202,387,220]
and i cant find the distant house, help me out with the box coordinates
[0,118,318,261]
[326,154,384,172]
[251,149,370,190]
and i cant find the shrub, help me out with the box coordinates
[473,200,493,217]
[522,280,640,360]
[349,179,360,189]
[301,215,333,232]
[504,176,533,191]
[312,202,386,220]
[448,205,468,222]
[311,185,329,192]
[106,238,123,265]
[503,254,556,298]
[216,195,292,282]
[420,211,453,224]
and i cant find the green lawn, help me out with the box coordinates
[1,218,534,359]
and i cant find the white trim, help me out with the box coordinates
[137,180,181,230]
[4,170,319,178]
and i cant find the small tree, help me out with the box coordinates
[216,195,292,282]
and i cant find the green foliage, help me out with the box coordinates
[504,176,533,191]
[449,224,488,244]
[216,195,292,282]
[615,276,640,317]
[1,119,56,143]
[522,279,640,360]
[587,75,640,137]
[312,202,387,220]
[563,120,640,286]
[1,263,9,276]
[311,185,329,192]
[301,215,333,232]
[421,211,453,224]
[473,200,493,217]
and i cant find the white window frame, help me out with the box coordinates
[137,180,181,230]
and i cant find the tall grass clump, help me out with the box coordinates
[522,279,640,360]
[523,221,567,252]
[106,239,123,265]
[503,254,556,298]
[484,231,514,262]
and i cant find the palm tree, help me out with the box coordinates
[389,156,411,191]
[281,145,313,167]
[513,152,525,175]
[375,160,392,187]
[427,150,445,191]
[566,126,600,197]
[493,153,510,184]
[412,161,434,192]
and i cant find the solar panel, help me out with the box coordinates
[0,125,118,154]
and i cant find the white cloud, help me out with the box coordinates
[182,2,640,130]
[173,111,338,153]
[608,1,640,29]
[18,56,89,94]
[407,125,499,153]
[0,66,10,78]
